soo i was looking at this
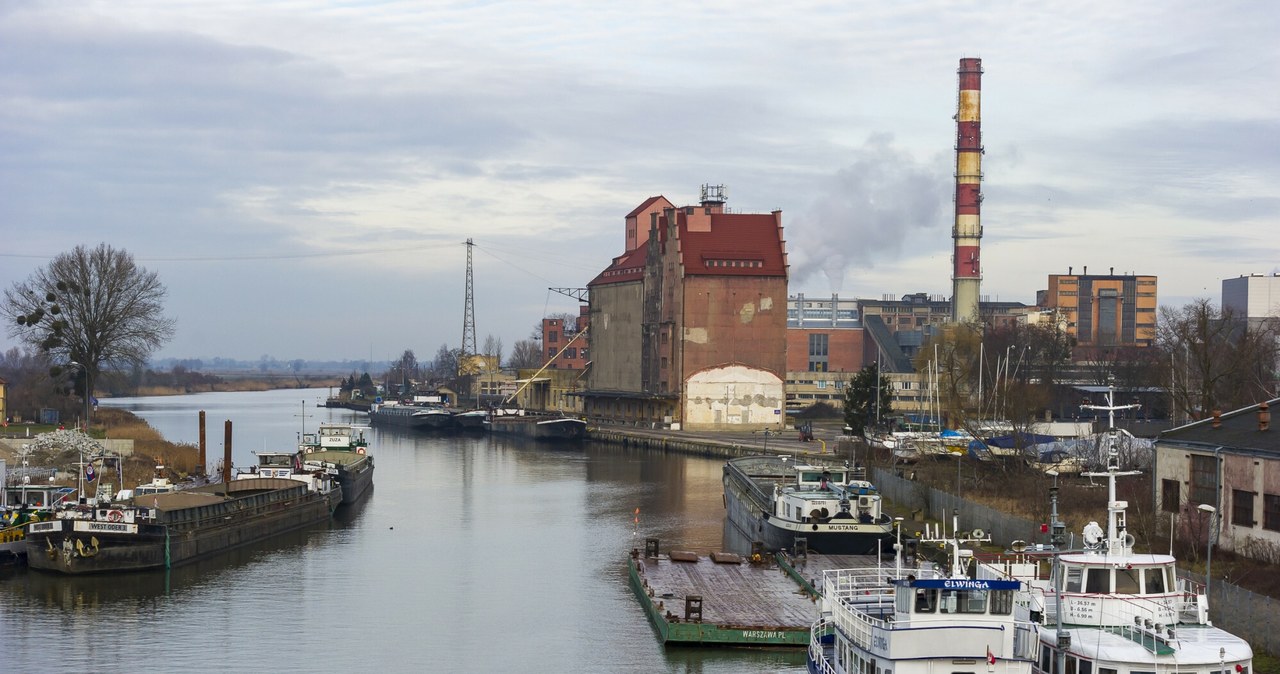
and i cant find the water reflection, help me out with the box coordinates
[0,389,806,673]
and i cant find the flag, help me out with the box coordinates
[987,647,996,665]
[85,464,96,482]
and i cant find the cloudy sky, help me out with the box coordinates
[2,1,1277,363]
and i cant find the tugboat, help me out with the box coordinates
[723,456,894,555]
[978,406,1253,674]
[808,516,1037,674]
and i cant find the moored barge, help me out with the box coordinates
[724,456,894,555]
[25,477,332,574]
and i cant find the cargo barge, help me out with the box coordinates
[723,456,894,555]
[24,477,332,574]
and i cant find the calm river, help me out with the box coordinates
[0,388,806,673]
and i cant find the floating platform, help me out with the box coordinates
[627,539,883,647]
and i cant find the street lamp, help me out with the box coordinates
[1197,503,1217,606]
[68,361,91,434]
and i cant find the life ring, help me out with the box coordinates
[106,510,124,523]
[357,447,366,455]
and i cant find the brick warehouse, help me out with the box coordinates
[583,186,788,430]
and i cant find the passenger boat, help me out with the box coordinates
[368,401,454,430]
[723,456,894,555]
[299,422,374,505]
[24,477,332,574]
[978,448,1253,674]
[809,520,1037,674]
[485,409,587,442]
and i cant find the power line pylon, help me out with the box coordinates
[461,239,477,365]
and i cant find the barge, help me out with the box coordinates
[723,456,894,555]
[24,477,332,574]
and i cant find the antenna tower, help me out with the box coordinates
[461,239,477,362]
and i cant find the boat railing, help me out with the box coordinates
[808,617,838,674]
[821,568,896,650]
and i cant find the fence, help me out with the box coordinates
[871,467,1280,654]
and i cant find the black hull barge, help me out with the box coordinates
[723,456,894,555]
[24,478,332,574]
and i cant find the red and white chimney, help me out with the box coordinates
[952,57,983,322]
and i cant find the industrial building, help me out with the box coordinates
[1037,268,1157,348]
[583,186,788,430]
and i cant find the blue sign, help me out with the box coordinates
[902,578,1021,591]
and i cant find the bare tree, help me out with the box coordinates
[508,339,543,369]
[482,334,504,368]
[3,244,175,425]
[1157,298,1278,419]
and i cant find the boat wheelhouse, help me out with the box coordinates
[978,446,1253,674]
[809,519,1037,674]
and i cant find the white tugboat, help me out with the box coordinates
[978,390,1253,674]
[808,515,1038,674]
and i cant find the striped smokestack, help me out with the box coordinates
[951,57,983,322]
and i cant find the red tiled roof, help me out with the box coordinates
[625,196,667,219]
[589,245,649,287]
[677,211,786,277]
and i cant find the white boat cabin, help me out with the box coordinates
[775,465,884,524]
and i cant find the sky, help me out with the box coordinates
[1,1,1277,363]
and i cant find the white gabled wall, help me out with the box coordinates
[683,364,784,430]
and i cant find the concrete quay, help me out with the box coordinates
[587,420,858,462]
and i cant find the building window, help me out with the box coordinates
[1264,494,1280,532]
[548,331,559,343]
[1161,479,1179,513]
[548,348,557,359]
[660,356,668,369]
[817,380,827,390]
[565,348,577,359]
[1232,489,1255,527]
[1189,454,1217,506]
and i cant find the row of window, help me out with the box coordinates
[704,259,764,268]
[1162,475,1280,532]
[1041,646,1247,674]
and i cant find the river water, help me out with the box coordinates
[0,388,806,673]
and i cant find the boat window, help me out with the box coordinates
[1115,567,1140,594]
[1084,568,1109,593]
[1066,657,1077,674]
[1040,647,1053,674]
[989,589,1013,615]
[1132,670,1156,674]
[1079,660,1093,674]
[915,588,937,613]
[1065,567,1083,593]
[1098,668,1117,674]
[939,589,987,614]
[1144,567,1167,594]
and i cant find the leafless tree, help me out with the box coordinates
[3,244,175,424]
[508,339,543,369]
[1157,298,1278,419]
[482,334,504,367]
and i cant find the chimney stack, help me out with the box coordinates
[1261,401,1271,432]
[1212,410,1222,429]
[951,58,983,323]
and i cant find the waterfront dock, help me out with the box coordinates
[591,422,855,462]
[628,539,885,647]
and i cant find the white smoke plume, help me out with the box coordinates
[788,133,952,292]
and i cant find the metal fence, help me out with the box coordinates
[871,467,1280,655]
